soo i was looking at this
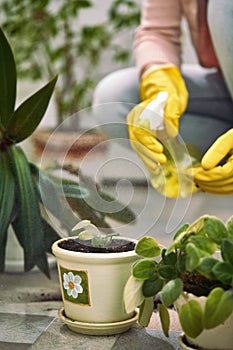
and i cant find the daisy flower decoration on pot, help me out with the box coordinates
[63,271,83,299]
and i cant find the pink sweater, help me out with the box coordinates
[134,0,218,74]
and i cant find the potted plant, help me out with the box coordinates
[124,215,233,350]
[0,0,140,156]
[52,220,140,335]
[0,27,136,275]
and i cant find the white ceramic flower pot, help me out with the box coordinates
[175,292,233,350]
[52,237,140,325]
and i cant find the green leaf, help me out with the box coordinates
[93,190,136,224]
[124,276,144,314]
[9,146,49,275]
[226,216,233,240]
[0,150,15,234]
[133,259,157,280]
[162,249,177,265]
[186,215,207,234]
[0,150,15,271]
[185,243,201,271]
[138,297,154,327]
[71,220,91,232]
[160,278,183,307]
[189,235,217,256]
[41,219,61,254]
[158,265,177,280]
[221,239,233,266]
[176,254,187,274]
[204,288,233,329]
[212,261,233,285]
[78,230,94,240]
[7,75,57,142]
[158,303,170,337]
[143,275,163,297]
[0,28,16,127]
[173,223,189,240]
[196,257,219,280]
[135,236,161,258]
[179,300,204,338]
[204,217,228,245]
[62,183,89,199]
[166,231,188,255]
[67,196,110,229]
[30,164,76,231]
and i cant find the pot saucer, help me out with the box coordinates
[58,307,138,335]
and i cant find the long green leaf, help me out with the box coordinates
[41,218,61,254]
[7,75,57,142]
[9,145,49,275]
[99,190,136,223]
[0,150,16,270]
[67,196,111,229]
[158,303,170,337]
[138,297,154,327]
[0,150,15,234]
[30,163,65,219]
[0,28,16,128]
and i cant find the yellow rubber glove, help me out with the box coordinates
[192,129,233,194]
[127,66,188,174]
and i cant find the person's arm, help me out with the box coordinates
[127,0,188,173]
[134,0,183,75]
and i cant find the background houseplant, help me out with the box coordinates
[124,215,233,350]
[0,0,140,129]
[0,28,136,276]
[52,220,140,335]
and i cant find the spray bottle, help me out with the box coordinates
[139,92,200,198]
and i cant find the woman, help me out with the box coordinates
[93,0,233,195]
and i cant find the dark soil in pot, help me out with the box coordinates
[58,238,136,253]
[182,273,228,296]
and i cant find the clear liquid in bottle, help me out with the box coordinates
[139,92,201,198]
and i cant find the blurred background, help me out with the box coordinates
[1,0,232,248]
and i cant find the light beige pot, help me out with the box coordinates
[175,292,233,350]
[52,237,140,324]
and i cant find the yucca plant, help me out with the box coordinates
[0,28,136,277]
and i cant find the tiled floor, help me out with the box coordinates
[0,269,181,350]
[0,313,54,349]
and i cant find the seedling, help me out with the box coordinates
[72,220,120,248]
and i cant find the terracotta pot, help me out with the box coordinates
[31,129,109,160]
[52,236,140,334]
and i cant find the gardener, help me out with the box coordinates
[93,0,233,195]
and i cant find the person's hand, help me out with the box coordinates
[192,129,233,194]
[127,66,188,174]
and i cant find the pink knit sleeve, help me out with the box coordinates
[134,0,183,74]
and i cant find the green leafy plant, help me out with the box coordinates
[72,220,120,248]
[0,0,140,128]
[0,28,136,276]
[124,215,233,338]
